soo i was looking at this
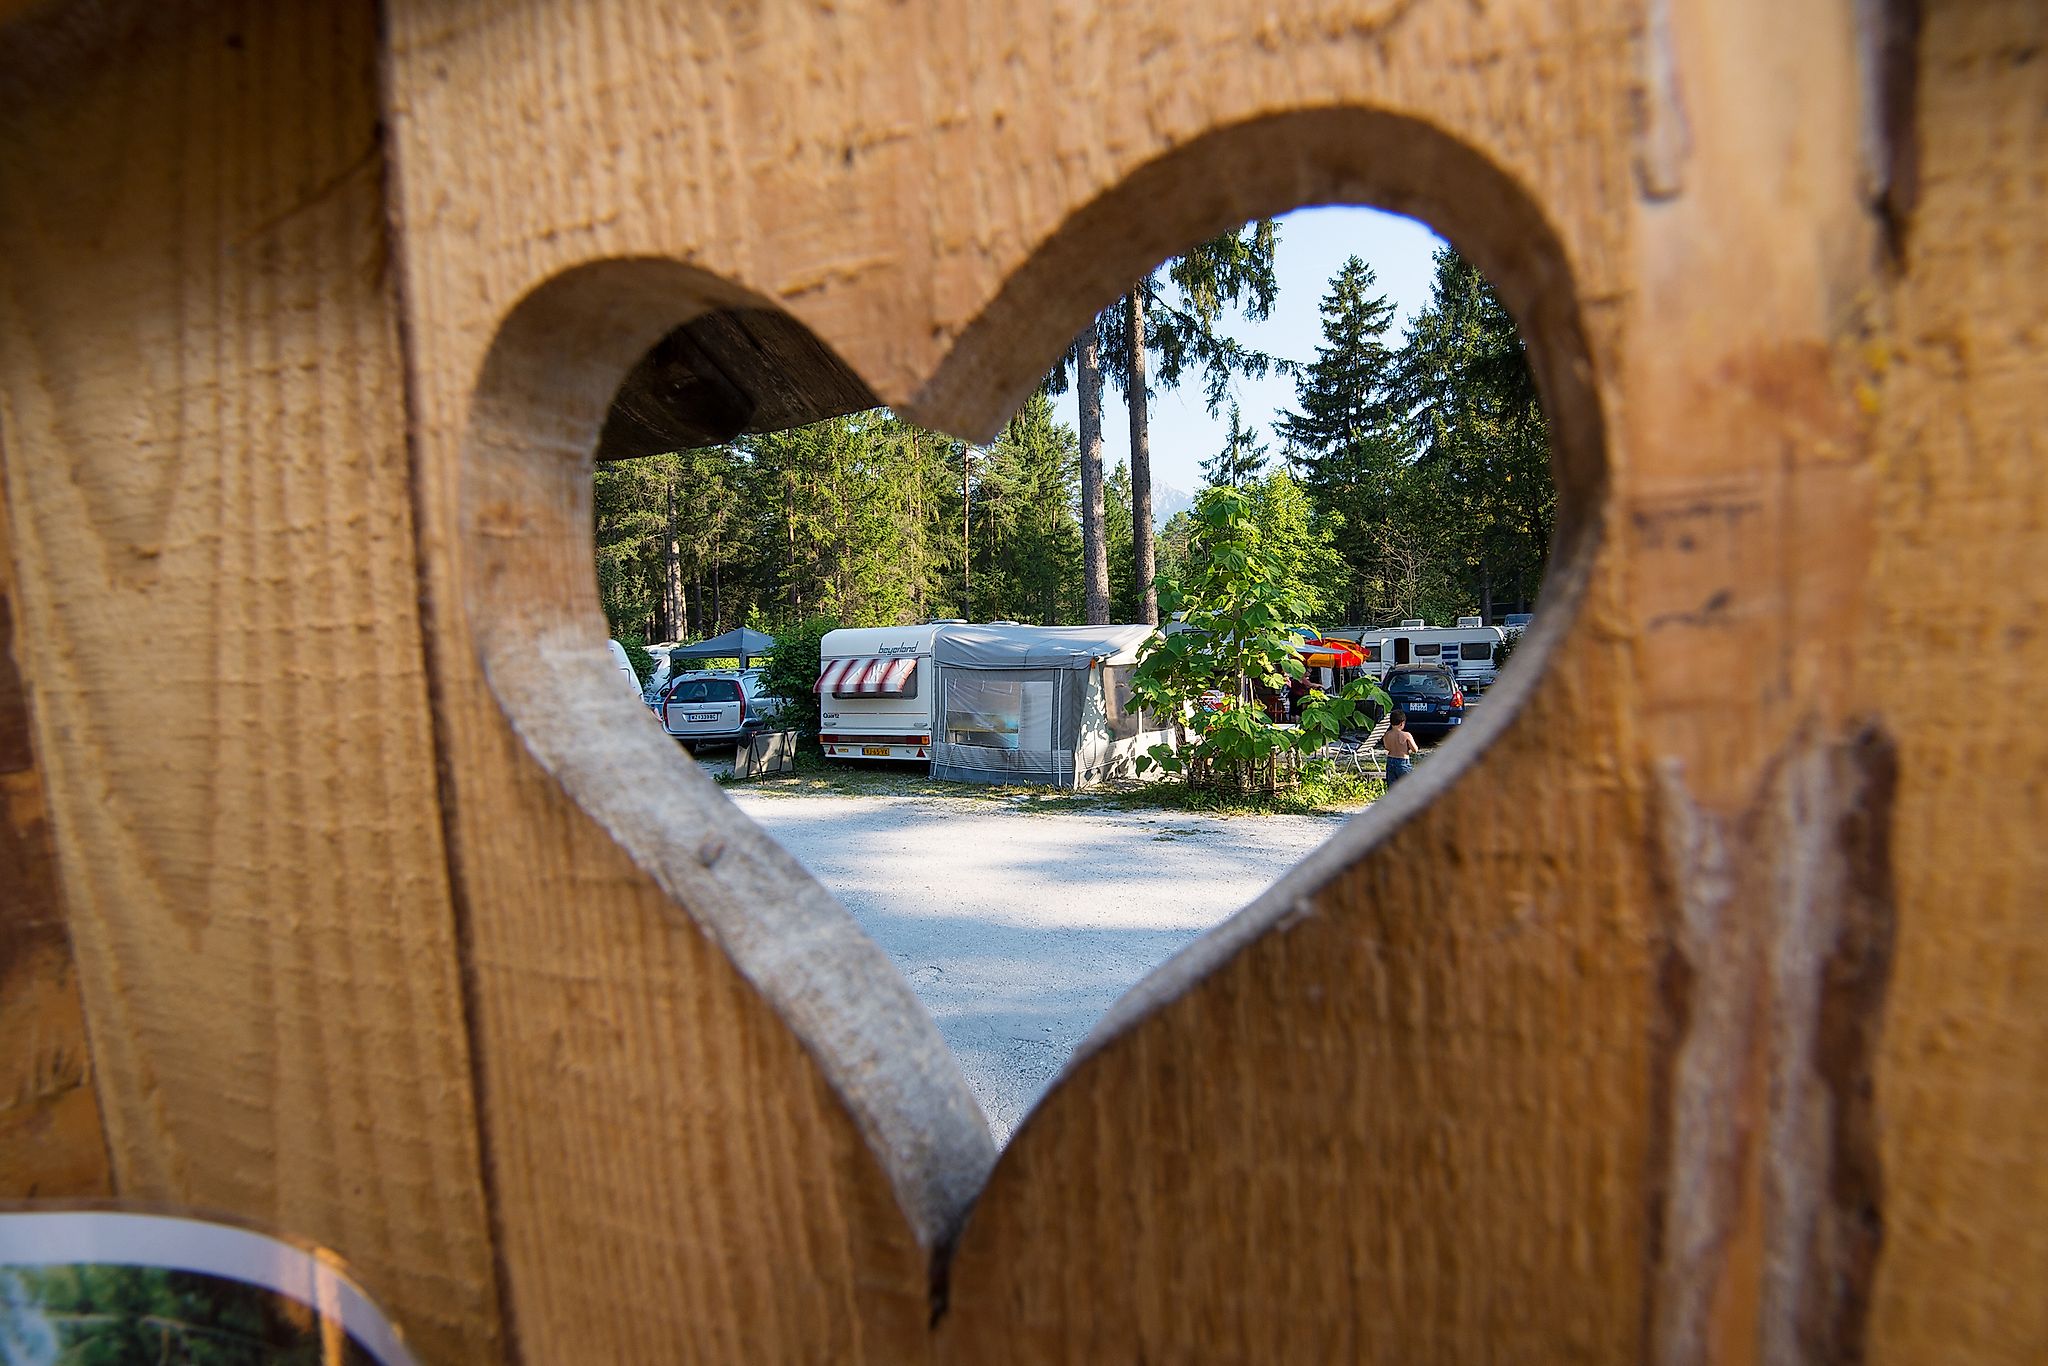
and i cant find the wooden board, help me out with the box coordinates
[399,254,988,1363]
[0,6,498,1362]
[0,0,2040,1362]
[1862,3,2048,1358]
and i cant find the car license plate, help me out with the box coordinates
[861,745,891,756]
[686,712,720,722]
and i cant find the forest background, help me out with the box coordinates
[593,224,1554,654]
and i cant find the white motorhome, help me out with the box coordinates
[1332,617,1510,693]
[816,623,955,762]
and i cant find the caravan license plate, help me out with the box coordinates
[861,745,891,756]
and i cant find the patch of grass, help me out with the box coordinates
[722,755,1381,816]
[721,754,1019,803]
[1150,766,1381,817]
[1004,764,1379,818]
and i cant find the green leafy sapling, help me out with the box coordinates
[1129,487,1387,787]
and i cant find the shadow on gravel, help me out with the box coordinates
[850,908,1218,1142]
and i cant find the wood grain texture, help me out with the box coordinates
[0,462,110,1200]
[378,1,1641,1357]
[1862,3,2048,1361]
[413,258,987,1364]
[0,0,2039,1361]
[384,0,2045,1359]
[0,6,498,1361]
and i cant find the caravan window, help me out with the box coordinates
[1361,644,1380,662]
[1104,665,1147,740]
[1460,641,1494,661]
[944,675,1055,751]
[1414,643,1440,657]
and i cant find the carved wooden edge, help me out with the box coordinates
[445,91,1629,1266]
[1,7,503,1355]
[446,108,1611,1275]
[0,455,111,1199]
[901,106,1612,1130]
[908,105,1610,486]
[596,308,882,459]
[455,258,997,1257]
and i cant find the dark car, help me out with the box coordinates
[1383,664,1465,738]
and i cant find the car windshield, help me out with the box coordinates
[669,679,742,703]
[1388,672,1454,697]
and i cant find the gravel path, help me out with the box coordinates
[725,784,1360,1144]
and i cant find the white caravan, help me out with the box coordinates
[1333,617,1510,693]
[816,623,954,762]
[1388,617,1509,693]
[606,639,642,699]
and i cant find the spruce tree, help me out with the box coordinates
[976,391,1081,623]
[1274,255,1399,453]
[1201,402,1270,489]
[1391,246,1552,621]
[1273,255,1408,625]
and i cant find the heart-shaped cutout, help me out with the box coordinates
[440,107,1602,1361]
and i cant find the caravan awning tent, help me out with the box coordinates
[929,624,1173,788]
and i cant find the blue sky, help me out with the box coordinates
[1049,204,1447,503]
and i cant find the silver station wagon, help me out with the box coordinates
[660,668,785,749]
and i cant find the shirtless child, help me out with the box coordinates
[1379,708,1421,785]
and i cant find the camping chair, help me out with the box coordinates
[1316,714,1388,780]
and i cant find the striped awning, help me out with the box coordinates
[815,656,918,696]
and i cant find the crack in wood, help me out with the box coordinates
[1647,727,1895,1365]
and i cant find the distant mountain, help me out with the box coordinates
[1151,482,1193,530]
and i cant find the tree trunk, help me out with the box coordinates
[1078,319,1110,625]
[909,430,925,618]
[660,482,685,642]
[785,472,799,612]
[1126,289,1157,625]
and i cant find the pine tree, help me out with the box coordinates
[1095,219,1284,625]
[1273,255,1408,625]
[1274,255,1399,453]
[1076,320,1111,622]
[1391,246,1552,621]
[1124,288,1155,625]
[1201,402,1270,489]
